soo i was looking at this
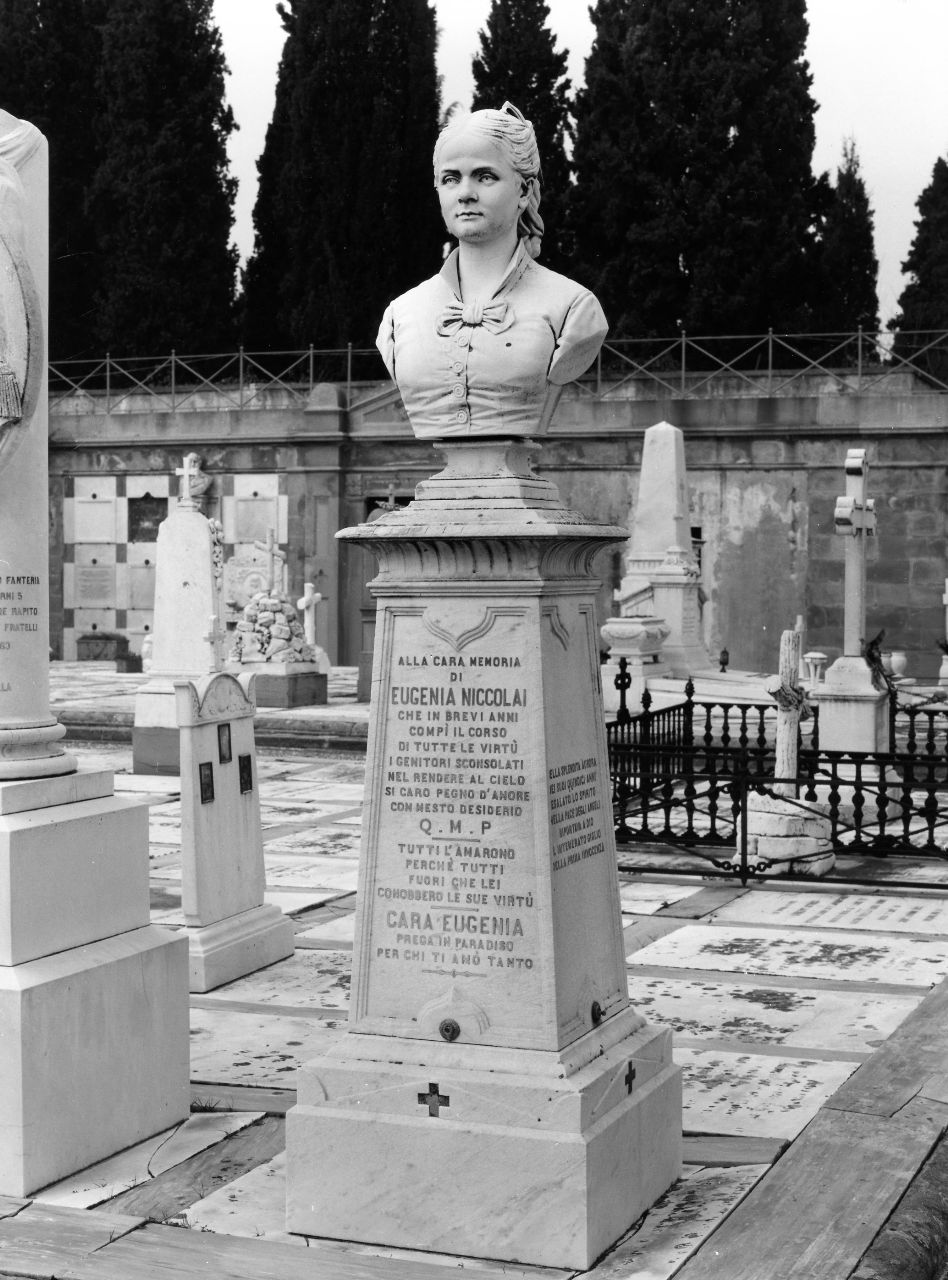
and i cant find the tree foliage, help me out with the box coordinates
[572,0,825,339]
[0,0,107,359]
[814,139,879,333]
[891,155,948,383]
[243,0,442,352]
[471,0,573,273]
[87,0,237,355]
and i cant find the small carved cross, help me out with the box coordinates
[174,454,198,507]
[253,529,287,594]
[204,613,227,673]
[417,1082,449,1117]
[296,581,322,648]
[834,449,876,657]
[625,1063,637,1094]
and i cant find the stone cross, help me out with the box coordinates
[764,629,808,798]
[253,529,286,594]
[174,454,198,508]
[834,448,876,657]
[203,613,227,673]
[296,581,322,648]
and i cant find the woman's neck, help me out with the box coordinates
[456,236,519,302]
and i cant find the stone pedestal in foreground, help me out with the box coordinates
[0,111,189,1196]
[285,440,681,1271]
[227,661,327,709]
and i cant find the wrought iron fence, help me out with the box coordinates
[46,328,948,413]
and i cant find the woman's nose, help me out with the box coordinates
[457,177,478,201]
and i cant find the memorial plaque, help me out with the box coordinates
[352,600,624,1050]
[73,565,115,609]
[217,722,232,764]
[199,762,215,804]
[73,498,116,543]
[715,891,948,936]
[222,554,269,612]
[127,564,156,610]
[238,754,253,794]
[128,495,167,542]
[234,498,275,546]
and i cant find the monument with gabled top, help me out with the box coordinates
[0,111,188,1194]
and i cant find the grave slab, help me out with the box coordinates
[35,1112,261,1208]
[620,882,705,916]
[630,924,948,985]
[189,1009,345,1088]
[295,914,357,945]
[629,974,919,1052]
[677,1047,857,1138]
[585,1165,764,1280]
[261,858,359,891]
[713,890,948,935]
[262,828,361,858]
[198,949,350,1010]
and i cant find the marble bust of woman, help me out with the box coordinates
[377,103,607,440]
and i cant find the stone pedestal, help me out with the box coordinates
[285,440,681,1271]
[176,673,293,992]
[227,661,327,709]
[600,615,670,714]
[0,771,189,1194]
[814,656,890,754]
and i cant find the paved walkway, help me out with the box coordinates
[2,666,948,1277]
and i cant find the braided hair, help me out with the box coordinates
[433,102,545,260]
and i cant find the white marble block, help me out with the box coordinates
[285,439,681,1271]
[0,925,189,1195]
[176,671,293,992]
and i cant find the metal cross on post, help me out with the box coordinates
[834,449,876,657]
[204,613,227,673]
[253,529,287,595]
[174,453,198,509]
[296,581,322,648]
[764,629,808,797]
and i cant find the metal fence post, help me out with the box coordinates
[105,351,111,415]
[347,342,353,405]
[857,326,863,390]
[171,349,176,411]
[680,330,687,395]
[238,346,244,409]
[767,329,773,393]
[309,343,314,393]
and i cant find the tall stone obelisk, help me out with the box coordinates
[0,112,188,1195]
[286,440,681,1270]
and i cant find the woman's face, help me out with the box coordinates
[435,132,527,251]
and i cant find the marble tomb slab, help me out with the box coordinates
[114,775,181,796]
[261,858,359,891]
[263,828,361,858]
[713,890,948,935]
[151,888,351,925]
[628,973,919,1052]
[585,1165,764,1280]
[199,949,351,1009]
[616,849,723,874]
[306,783,365,802]
[630,924,948,985]
[854,860,948,886]
[35,1112,260,1208]
[189,1011,345,1088]
[620,882,705,916]
[677,1047,856,1138]
[258,800,360,824]
[295,913,357,945]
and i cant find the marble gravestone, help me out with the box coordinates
[132,454,226,773]
[0,111,188,1195]
[286,440,682,1271]
[174,672,293,991]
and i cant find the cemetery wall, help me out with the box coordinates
[47,384,948,679]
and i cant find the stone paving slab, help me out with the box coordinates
[189,1009,344,1088]
[198,950,350,1010]
[630,924,948,985]
[619,882,705,916]
[713,889,948,935]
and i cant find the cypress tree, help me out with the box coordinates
[471,0,573,273]
[572,0,823,339]
[815,139,879,334]
[88,0,237,356]
[891,156,948,385]
[242,0,442,353]
[0,0,107,360]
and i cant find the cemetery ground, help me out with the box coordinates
[4,669,948,1277]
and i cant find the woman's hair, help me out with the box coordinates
[433,102,544,259]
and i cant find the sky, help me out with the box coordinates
[212,0,948,326]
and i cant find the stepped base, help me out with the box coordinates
[184,903,295,992]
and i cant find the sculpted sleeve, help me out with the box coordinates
[547,290,608,387]
[376,302,396,381]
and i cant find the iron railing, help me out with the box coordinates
[46,328,948,414]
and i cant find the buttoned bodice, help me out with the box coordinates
[377,244,607,439]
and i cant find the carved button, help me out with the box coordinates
[452,384,465,398]
[453,360,464,372]
[455,409,468,423]
[456,333,470,347]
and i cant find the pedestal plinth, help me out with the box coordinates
[285,441,681,1270]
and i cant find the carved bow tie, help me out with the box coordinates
[436,299,515,337]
